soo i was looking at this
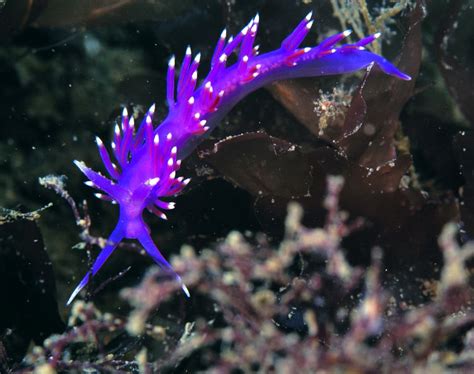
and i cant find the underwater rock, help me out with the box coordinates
[0,208,64,368]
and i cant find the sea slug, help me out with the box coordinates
[68,12,410,305]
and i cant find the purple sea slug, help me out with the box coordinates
[67,12,411,305]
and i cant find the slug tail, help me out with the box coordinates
[66,224,124,305]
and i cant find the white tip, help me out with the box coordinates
[242,55,249,63]
[306,20,314,30]
[188,96,195,105]
[168,158,174,166]
[220,29,227,39]
[305,11,313,21]
[146,115,152,125]
[228,36,234,43]
[149,103,156,114]
[115,124,120,135]
[219,53,227,63]
[170,171,176,179]
[374,32,382,39]
[129,117,135,127]
[218,90,224,97]
[185,46,191,55]
[242,25,249,36]
[167,132,172,140]
[177,160,182,167]
[256,64,261,69]
[192,71,198,81]
[171,146,177,154]
[183,178,191,185]
[73,160,85,170]
[205,81,212,91]
[194,112,200,119]
[169,55,175,67]
[304,47,311,53]
[111,142,116,150]
[203,126,210,131]
[95,136,103,146]
[343,29,352,37]
[182,283,190,298]
[146,177,160,186]
[154,134,159,145]
[66,285,83,306]
[331,48,337,53]
[85,181,94,187]
[199,120,207,127]
[194,53,201,63]
[160,213,168,220]
[168,202,176,209]
[122,107,128,117]
[94,193,103,199]
[251,24,258,34]
[254,13,260,24]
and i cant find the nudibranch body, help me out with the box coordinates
[68,12,410,305]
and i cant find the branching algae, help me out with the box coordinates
[68,12,410,305]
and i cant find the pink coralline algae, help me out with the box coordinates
[68,12,410,305]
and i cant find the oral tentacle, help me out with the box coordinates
[67,224,124,305]
[136,223,190,297]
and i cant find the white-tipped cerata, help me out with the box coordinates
[146,177,160,186]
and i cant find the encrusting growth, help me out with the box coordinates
[68,12,410,305]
